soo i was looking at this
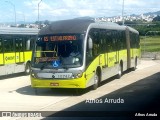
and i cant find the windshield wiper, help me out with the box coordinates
[40,57,52,70]
[40,62,49,70]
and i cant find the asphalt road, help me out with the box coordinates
[45,60,160,120]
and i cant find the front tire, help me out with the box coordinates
[25,62,31,75]
[92,72,99,90]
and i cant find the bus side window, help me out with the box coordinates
[30,36,35,50]
[4,37,14,53]
[130,32,136,48]
[15,37,23,52]
[19,38,23,52]
[118,31,123,50]
[25,35,36,51]
[112,31,116,51]
[26,38,31,51]
[106,31,112,52]
[119,31,126,50]
[92,30,100,56]
[99,29,106,53]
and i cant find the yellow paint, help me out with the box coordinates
[35,51,42,57]
[20,52,24,62]
[108,52,117,67]
[0,54,4,65]
[24,51,32,62]
[4,53,15,64]
[85,56,100,86]
[119,50,127,62]
[31,75,86,88]
[1,51,32,65]
[15,52,20,63]
[131,48,140,58]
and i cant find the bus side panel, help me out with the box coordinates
[20,52,24,62]
[15,52,20,63]
[4,53,15,64]
[99,54,106,67]
[0,66,5,75]
[0,53,4,65]
[3,53,25,74]
[130,48,135,67]
[101,51,119,81]
[130,48,134,59]
[130,48,140,67]
[85,56,100,87]
[24,51,32,62]
[107,52,117,67]
[118,49,127,71]
[133,48,140,58]
[31,76,86,88]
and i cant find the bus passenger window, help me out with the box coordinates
[4,38,14,52]
[19,38,23,52]
[26,39,31,51]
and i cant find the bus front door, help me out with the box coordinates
[15,38,24,63]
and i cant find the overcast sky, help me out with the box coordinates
[0,0,160,23]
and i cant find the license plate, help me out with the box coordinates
[50,83,59,86]
[52,73,72,78]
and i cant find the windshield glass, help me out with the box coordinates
[32,34,84,69]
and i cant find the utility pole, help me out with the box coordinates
[122,0,124,25]
[38,0,42,29]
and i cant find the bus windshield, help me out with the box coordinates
[32,34,83,69]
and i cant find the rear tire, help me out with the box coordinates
[117,64,122,79]
[132,58,137,71]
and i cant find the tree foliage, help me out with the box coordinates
[122,21,160,36]
[133,22,160,36]
[153,16,160,22]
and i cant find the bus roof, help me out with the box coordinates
[89,22,125,31]
[39,19,138,35]
[126,26,139,34]
[0,27,39,35]
[39,19,95,35]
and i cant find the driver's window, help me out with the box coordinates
[86,36,93,66]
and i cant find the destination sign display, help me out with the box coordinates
[43,35,77,42]
[35,57,59,63]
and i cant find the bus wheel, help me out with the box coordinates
[92,72,99,90]
[117,64,122,79]
[132,58,137,71]
[25,62,31,75]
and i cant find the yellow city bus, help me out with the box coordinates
[0,27,39,76]
[31,19,140,90]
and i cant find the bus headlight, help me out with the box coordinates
[31,72,37,78]
[73,73,83,78]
